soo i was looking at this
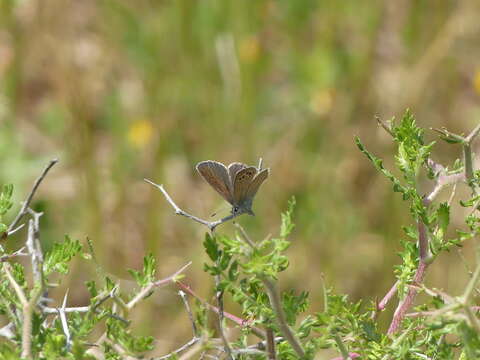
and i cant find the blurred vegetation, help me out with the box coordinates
[0,0,479,356]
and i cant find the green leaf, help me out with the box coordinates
[0,184,13,216]
[355,137,409,197]
[43,235,83,276]
[280,197,296,238]
[437,202,450,233]
[127,254,156,287]
[203,232,219,261]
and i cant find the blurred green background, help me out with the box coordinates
[1,0,480,356]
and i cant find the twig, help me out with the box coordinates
[103,337,137,360]
[176,281,266,339]
[265,328,276,360]
[40,287,118,315]
[234,223,256,249]
[460,258,480,305]
[377,281,398,313]
[260,276,305,358]
[126,262,192,310]
[26,212,44,285]
[58,291,72,351]
[22,215,47,359]
[215,271,233,360]
[329,354,360,360]
[0,246,28,262]
[144,179,242,231]
[376,116,394,137]
[0,323,15,340]
[387,261,428,335]
[156,337,202,360]
[7,224,25,237]
[180,290,198,336]
[383,123,480,333]
[4,263,27,305]
[463,124,480,188]
[7,159,58,235]
[155,290,202,359]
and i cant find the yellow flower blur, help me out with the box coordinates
[239,36,260,64]
[474,68,480,96]
[127,119,153,148]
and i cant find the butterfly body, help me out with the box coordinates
[196,160,269,216]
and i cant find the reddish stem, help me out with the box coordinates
[176,281,265,338]
[387,261,428,335]
[387,195,433,334]
[377,281,399,312]
[330,353,361,360]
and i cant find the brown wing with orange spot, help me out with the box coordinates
[233,167,257,205]
[246,168,269,200]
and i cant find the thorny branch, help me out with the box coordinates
[176,280,266,339]
[155,291,202,360]
[144,179,242,231]
[6,159,58,237]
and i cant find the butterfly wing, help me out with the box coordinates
[233,167,257,206]
[246,168,269,200]
[228,162,246,185]
[196,161,234,204]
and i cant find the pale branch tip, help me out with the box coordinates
[376,115,394,137]
[144,178,241,231]
[7,158,59,235]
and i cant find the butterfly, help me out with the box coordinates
[196,160,269,216]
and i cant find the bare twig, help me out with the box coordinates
[265,328,276,360]
[463,124,480,187]
[234,223,256,249]
[215,272,233,360]
[7,159,58,235]
[26,213,44,285]
[4,263,27,305]
[0,246,28,262]
[22,216,47,359]
[156,337,202,360]
[58,291,72,351]
[377,281,398,313]
[144,179,242,231]
[7,224,25,237]
[376,116,394,137]
[179,290,198,336]
[40,287,118,315]
[0,323,15,340]
[155,290,203,359]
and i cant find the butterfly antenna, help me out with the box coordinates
[257,157,263,170]
[210,203,229,217]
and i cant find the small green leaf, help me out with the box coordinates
[43,235,83,276]
[203,233,219,261]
